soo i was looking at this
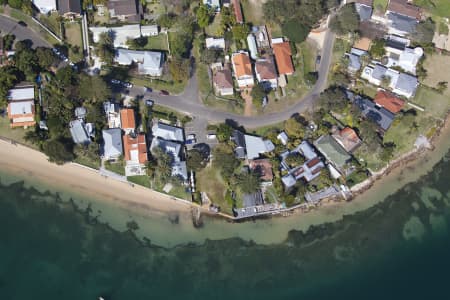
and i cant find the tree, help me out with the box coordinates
[43,139,75,164]
[232,24,250,41]
[413,18,436,44]
[153,148,173,181]
[79,74,111,104]
[36,47,58,69]
[284,117,305,139]
[126,37,148,49]
[380,142,396,162]
[213,144,239,179]
[285,152,305,167]
[251,83,267,105]
[168,58,190,82]
[237,171,261,194]
[3,34,15,50]
[216,123,233,142]
[8,0,23,9]
[0,66,23,108]
[96,32,115,64]
[282,20,310,43]
[329,4,360,35]
[196,4,212,29]
[200,48,221,64]
[13,44,39,79]
[318,86,348,112]
[436,81,448,93]
[369,38,386,58]
[187,149,207,172]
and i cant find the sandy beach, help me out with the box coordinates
[0,139,192,215]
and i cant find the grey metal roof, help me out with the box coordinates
[355,3,372,21]
[75,107,87,119]
[297,141,317,161]
[386,39,406,51]
[102,128,123,159]
[348,53,362,72]
[69,119,90,144]
[243,190,264,207]
[372,64,387,81]
[282,174,296,188]
[352,95,395,131]
[58,0,81,14]
[395,73,418,94]
[388,12,417,34]
[152,122,184,142]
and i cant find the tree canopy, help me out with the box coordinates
[282,20,310,43]
[329,4,360,35]
[237,171,261,194]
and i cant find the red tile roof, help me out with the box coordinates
[332,127,362,153]
[374,90,405,114]
[232,0,243,24]
[232,52,252,78]
[123,133,148,164]
[255,58,277,80]
[120,108,136,130]
[272,42,294,75]
[306,157,321,168]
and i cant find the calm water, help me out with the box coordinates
[1,150,450,299]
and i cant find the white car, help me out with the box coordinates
[186,134,196,140]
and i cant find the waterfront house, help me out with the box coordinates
[332,127,362,153]
[115,49,164,76]
[123,133,148,176]
[231,51,254,88]
[107,0,142,23]
[212,68,234,96]
[374,90,405,114]
[6,85,35,128]
[69,119,91,145]
[249,159,274,182]
[255,57,278,90]
[120,108,136,134]
[32,0,57,14]
[57,0,81,19]
[232,130,275,160]
[102,128,123,160]
[272,40,294,76]
[314,135,351,171]
[385,0,421,36]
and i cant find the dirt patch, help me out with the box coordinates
[241,89,253,116]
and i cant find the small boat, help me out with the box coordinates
[98,297,105,300]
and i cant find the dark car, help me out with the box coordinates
[159,90,169,96]
[145,87,153,92]
[316,55,322,65]
[18,21,27,27]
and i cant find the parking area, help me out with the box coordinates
[184,117,218,149]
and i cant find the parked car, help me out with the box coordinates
[316,55,321,65]
[18,21,27,27]
[111,79,120,85]
[145,99,154,106]
[186,134,196,140]
[159,90,169,96]
[145,87,153,92]
[185,138,196,145]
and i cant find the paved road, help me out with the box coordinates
[0,15,50,48]
[130,30,335,128]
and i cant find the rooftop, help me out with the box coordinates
[255,58,277,80]
[272,41,294,75]
[120,108,136,130]
[213,69,233,90]
[351,94,396,131]
[69,119,90,144]
[387,0,421,20]
[353,37,372,51]
[123,133,147,164]
[102,128,123,159]
[7,86,34,101]
[315,135,351,169]
[332,127,362,153]
[152,122,184,142]
[249,159,274,181]
[232,52,252,78]
[244,134,275,160]
[374,90,405,114]
[58,0,81,15]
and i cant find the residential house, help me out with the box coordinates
[6,85,35,128]
[152,122,184,142]
[346,48,367,73]
[374,90,405,114]
[243,191,264,207]
[385,35,410,54]
[385,47,423,74]
[123,133,148,176]
[57,0,81,19]
[272,40,294,76]
[140,25,159,37]
[115,49,164,76]
[281,141,325,188]
[120,108,136,134]
[102,128,123,160]
[32,0,57,14]
[205,37,225,50]
[314,135,352,171]
[249,159,274,182]
[253,25,270,49]
[277,131,288,145]
[222,0,231,7]
[108,0,142,23]
[247,34,258,60]
[213,68,234,96]
[255,57,278,90]
[354,0,373,22]
[232,0,243,24]
[361,64,418,98]
[74,106,87,120]
[90,25,141,48]
[69,119,91,144]
[232,130,275,160]
[231,51,254,88]
[385,0,421,36]
[348,92,396,131]
[203,0,221,11]
[104,101,121,128]
[332,127,362,153]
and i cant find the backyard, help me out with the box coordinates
[64,22,84,62]
[414,0,450,18]
[0,116,36,148]
[196,166,230,213]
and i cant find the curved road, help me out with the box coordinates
[0,15,50,48]
[130,30,335,128]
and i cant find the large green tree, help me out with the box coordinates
[43,139,75,164]
[282,20,310,43]
[187,149,207,172]
[329,4,360,35]
[79,74,111,104]
[237,171,261,194]
[196,4,212,29]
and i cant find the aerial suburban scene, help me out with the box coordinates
[1,0,450,299]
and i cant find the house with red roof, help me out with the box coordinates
[6,84,36,128]
[272,40,294,76]
[123,133,148,176]
[232,0,243,24]
[374,90,405,114]
[120,108,136,134]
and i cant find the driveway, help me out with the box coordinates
[0,15,50,48]
[129,30,336,128]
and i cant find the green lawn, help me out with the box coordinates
[145,34,169,51]
[241,0,264,25]
[40,13,62,38]
[74,155,100,170]
[414,0,450,17]
[373,0,389,12]
[196,166,229,212]
[412,85,450,119]
[205,13,222,37]
[0,116,36,148]
[127,175,152,188]
[64,22,84,62]
[104,161,125,176]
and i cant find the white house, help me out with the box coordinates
[205,37,225,50]
[32,0,57,14]
[386,47,423,74]
[115,49,164,76]
[102,128,123,160]
[90,24,158,48]
[247,34,258,60]
[140,25,159,37]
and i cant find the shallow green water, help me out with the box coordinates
[1,149,450,299]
